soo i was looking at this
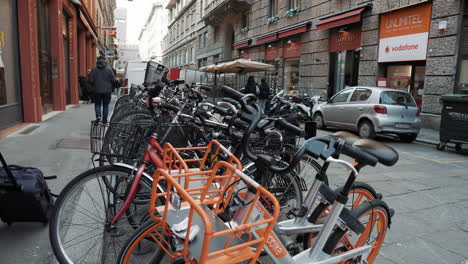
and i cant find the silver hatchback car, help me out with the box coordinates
[313,87,422,142]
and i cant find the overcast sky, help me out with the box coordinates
[116,0,155,45]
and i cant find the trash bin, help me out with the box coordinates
[437,93,468,151]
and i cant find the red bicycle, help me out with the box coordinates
[49,120,212,264]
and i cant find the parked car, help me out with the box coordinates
[313,87,422,142]
[120,60,148,94]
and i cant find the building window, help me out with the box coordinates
[213,55,219,63]
[203,32,208,46]
[269,0,279,17]
[214,26,219,43]
[241,13,249,29]
[288,0,300,9]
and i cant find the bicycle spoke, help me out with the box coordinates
[67,200,105,223]
[63,226,105,249]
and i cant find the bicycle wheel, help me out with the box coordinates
[243,162,303,221]
[303,182,379,250]
[324,200,390,264]
[49,165,159,264]
[117,219,172,264]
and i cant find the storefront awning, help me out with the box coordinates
[199,59,274,73]
[257,33,277,44]
[233,39,251,49]
[316,4,369,30]
[278,22,310,38]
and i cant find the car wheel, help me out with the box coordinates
[400,134,418,143]
[314,113,325,129]
[358,120,375,139]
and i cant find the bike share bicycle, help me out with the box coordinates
[117,86,397,264]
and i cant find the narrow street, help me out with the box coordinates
[0,102,467,263]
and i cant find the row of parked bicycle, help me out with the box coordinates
[48,61,397,264]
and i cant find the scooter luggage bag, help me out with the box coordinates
[0,153,54,224]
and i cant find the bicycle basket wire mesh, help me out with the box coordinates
[250,131,301,157]
[90,120,145,161]
[152,122,203,148]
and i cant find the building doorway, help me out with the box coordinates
[37,0,53,114]
[329,50,360,96]
[384,62,426,110]
[63,13,71,105]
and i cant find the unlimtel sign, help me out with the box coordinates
[378,4,432,63]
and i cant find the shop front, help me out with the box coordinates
[263,39,302,95]
[0,0,23,129]
[328,27,361,94]
[315,5,368,97]
[377,3,432,110]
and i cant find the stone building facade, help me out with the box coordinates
[163,0,468,128]
[139,2,168,61]
[163,0,202,70]
[0,0,113,131]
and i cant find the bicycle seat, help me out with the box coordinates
[331,131,361,145]
[352,139,399,166]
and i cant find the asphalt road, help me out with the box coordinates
[1,102,467,263]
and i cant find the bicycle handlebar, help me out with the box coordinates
[275,118,304,137]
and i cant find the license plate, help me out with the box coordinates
[395,123,410,128]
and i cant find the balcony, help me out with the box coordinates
[203,0,252,25]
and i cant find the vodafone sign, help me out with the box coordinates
[378,4,432,63]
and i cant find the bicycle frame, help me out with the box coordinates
[234,157,372,264]
[110,137,165,225]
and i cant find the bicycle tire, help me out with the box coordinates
[302,182,379,250]
[111,104,151,122]
[323,200,390,264]
[116,219,169,264]
[243,162,303,221]
[114,95,132,109]
[49,165,157,264]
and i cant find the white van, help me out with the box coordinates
[121,60,148,94]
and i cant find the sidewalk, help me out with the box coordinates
[416,128,440,145]
[0,103,95,264]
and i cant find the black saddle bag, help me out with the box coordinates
[0,152,55,225]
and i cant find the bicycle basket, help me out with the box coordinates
[90,120,145,160]
[250,132,301,157]
[148,154,279,264]
[147,122,203,148]
[161,140,241,173]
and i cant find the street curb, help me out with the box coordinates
[415,138,439,146]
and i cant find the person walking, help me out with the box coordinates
[242,76,260,96]
[88,56,116,123]
[258,78,270,112]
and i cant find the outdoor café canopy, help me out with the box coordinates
[199,58,274,73]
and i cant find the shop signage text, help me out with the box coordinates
[265,46,281,61]
[378,4,432,63]
[284,42,301,58]
[329,28,361,52]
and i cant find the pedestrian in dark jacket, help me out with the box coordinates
[88,56,116,123]
[243,76,260,95]
[258,78,270,112]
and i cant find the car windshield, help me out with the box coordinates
[379,91,416,107]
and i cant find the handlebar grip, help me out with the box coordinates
[199,85,212,91]
[161,103,180,112]
[340,143,378,167]
[221,86,245,101]
[233,119,249,129]
[213,106,230,116]
[276,118,304,136]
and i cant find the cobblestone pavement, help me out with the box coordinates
[0,103,467,263]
